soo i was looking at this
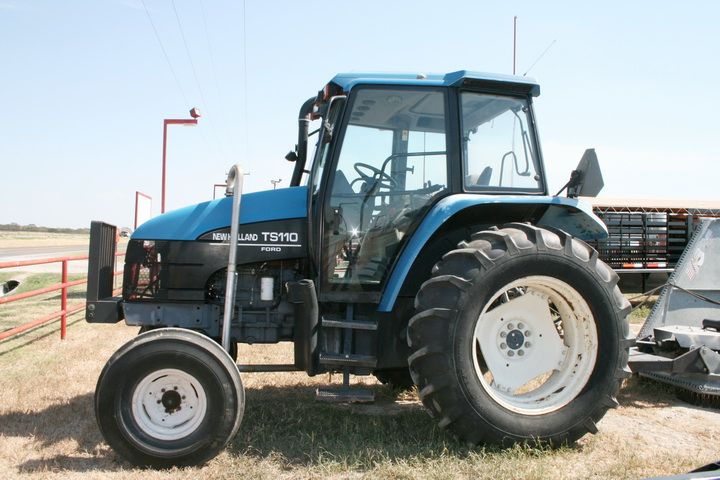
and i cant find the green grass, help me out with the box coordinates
[1,268,123,354]
[0,271,17,283]
[2,272,79,294]
[629,304,653,325]
[0,272,87,331]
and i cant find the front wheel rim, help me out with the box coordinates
[131,368,208,441]
[471,275,598,415]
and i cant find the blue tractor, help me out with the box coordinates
[87,71,631,467]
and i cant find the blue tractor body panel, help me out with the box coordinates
[132,186,308,241]
[133,187,604,313]
[377,195,606,312]
[331,70,540,96]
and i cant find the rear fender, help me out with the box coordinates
[378,194,606,312]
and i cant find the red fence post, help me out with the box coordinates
[60,260,68,340]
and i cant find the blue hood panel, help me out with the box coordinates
[133,186,308,241]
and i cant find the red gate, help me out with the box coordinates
[0,252,124,341]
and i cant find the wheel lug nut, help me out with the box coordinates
[517,322,524,329]
[500,343,507,349]
[518,350,525,356]
[507,350,515,357]
[156,400,161,404]
[161,388,165,393]
[525,341,531,348]
[525,330,531,337]
[500,331,507,338]
[174,386,178,390]
[507,323,514,330]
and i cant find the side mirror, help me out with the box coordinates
[285,149,298,162]
[562,148,604,198]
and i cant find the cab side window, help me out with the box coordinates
[461,92,541,191]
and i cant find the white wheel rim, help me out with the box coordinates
[471,276,598,415]
[131,368,208,441]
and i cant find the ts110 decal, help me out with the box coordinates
[198,219,306,260]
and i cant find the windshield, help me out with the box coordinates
[461,92,543,192]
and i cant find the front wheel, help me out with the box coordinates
[95,328,244,467]
[407,223,632,445]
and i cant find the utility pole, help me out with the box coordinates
[162,107,201,213]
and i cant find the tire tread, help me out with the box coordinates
[407,224,631,446]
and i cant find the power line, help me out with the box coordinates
[523,39,556,77]
[170,0,228,163]
[199,0,232,160]
[140,0,190,108]
[170,0,210,111]
[242,0,249,160]
[199,0,224,112]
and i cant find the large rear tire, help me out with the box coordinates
[95,328,244,467]
[407,223,632,445]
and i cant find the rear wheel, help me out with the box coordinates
[407,223,632,445]
[95,328,244,467]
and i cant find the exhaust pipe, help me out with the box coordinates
[221,164,244,353]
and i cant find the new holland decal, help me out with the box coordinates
[207,231,301,252]
[198,219,305,257]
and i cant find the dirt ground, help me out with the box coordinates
[1,241,718,479]
[0,316,718,480]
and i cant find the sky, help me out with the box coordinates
[1,1,719,228]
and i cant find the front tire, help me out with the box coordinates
[95,328,244,468]
[407,223,632,445]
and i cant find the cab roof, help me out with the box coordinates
[330,70,540,97]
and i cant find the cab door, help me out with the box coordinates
[318,86,451,300]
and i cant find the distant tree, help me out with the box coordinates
[0,223,90,234]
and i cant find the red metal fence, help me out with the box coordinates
[0,252,124,342]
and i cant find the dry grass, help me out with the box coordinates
[0,312,718,479]
[0,230,129,249]
[0,231,90,248]
[0,259,717,479]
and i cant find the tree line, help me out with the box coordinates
[0,223,90,234]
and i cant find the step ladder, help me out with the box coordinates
[316,304,377,403]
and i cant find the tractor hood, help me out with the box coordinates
[132,186,308,241]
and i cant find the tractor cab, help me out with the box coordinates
[288,72,546,300]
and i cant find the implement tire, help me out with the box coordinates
[407,223,632,446]
[95,328,244,468]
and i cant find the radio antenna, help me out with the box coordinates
[513,16,517,75]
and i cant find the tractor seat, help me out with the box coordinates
[465,166,493,187]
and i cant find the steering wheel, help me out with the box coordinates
[353,162,398,190]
